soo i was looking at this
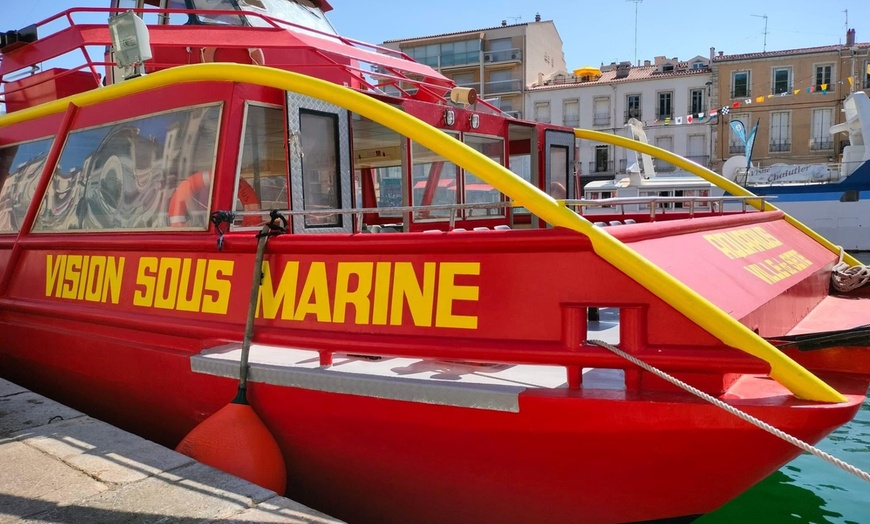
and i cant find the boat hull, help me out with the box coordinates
[0,316,863,524]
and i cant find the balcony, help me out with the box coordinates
[484,48,522,64]
[484,78,522,95]
[593,114,611,127]
[770,140,791,152]
[810,139,834,150]
[729,143,746,154]
[589,160,615,174]
[504,110,522,119]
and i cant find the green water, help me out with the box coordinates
[699,397,870,523]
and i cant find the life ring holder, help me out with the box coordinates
[169,172,261,227]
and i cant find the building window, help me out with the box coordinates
[772,67,792,95]
[534,101,551,123]
[729,113,750,154]
[625,94,641,122]
[654,136,675,172]
[865,60,870,89]
[732,71,750,98]
[593,97,611,126]
[657,91,673,120]
[690,88,705,115]
[815,64,834,92]
[594,145,611,173]
[811,108,833,150]
[563,99,580,128]
[770,111,791,152]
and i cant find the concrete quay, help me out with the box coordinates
[0,378,343,523]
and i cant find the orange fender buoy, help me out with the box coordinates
[169,173,260,227]
[175,402,287,494]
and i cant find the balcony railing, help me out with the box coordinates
[731,89,750,98]
[619,159,628,172]
[589,160,615,174]
[484,78,522,95]
[593,114,611,127]
[484,48,522,63]
[624,109,642,123]
[810,139,834,150]
[770,140,791,152]
[504,110,522,119]
[563,116,580,128]
[729,143,746,154]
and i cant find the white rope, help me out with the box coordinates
[588,339,870,484]
[832,247,870,292]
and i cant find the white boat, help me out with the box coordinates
[722,91,870,251]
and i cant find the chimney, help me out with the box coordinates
[537,72,544,86]
[644,59,651,67]
[710,47,715,60]
[718,51,724,57]
[501,20,507,26]
[847,28,856,46]
[535,12,541,22]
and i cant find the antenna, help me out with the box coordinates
[626,0,643,63]
[505,15,521,23]
[844,9,848,31]
[751,14,769,52]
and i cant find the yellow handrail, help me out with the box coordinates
[0,63,845,402]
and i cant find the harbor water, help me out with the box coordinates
[701,250,870,523]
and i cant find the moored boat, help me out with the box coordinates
[721,91,870,251]
[2,2,870,523]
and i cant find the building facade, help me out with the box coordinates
[527,56,713,185]
[710,30,870,172]
[380,15,566,119]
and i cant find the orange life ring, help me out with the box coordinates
[169,173,260,227]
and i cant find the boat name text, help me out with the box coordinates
[703,227,783,259]
[44,256,480,328]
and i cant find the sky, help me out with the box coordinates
[3,1,869,70]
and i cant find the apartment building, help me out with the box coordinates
[380,14,566,119]
[710,29,870,172]
[527,56,713,185]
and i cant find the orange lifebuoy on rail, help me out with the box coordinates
[169,172,261,227]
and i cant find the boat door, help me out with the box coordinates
[544,129,576,201]
[286,93,353,234]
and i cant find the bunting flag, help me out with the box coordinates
[675,116,683,125]
[686,114,694,124]
[721,106,730,115]
[709,108,718,118]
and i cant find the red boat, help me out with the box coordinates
[1,2,869,523]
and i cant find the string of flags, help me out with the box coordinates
[651,64,870,126]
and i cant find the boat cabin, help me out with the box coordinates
[0,0,581,236]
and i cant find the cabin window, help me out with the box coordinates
[300,110,341,228]
[411,132,459,220]
[33,104,222,232]
[463,134,505,218]
[0,138,54,233]
[351,113,404,223]
[233,103,287,228]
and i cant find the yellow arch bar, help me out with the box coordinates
[574,128,861,267]
[0,63,844,402]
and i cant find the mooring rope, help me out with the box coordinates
[588,339,870,484]
[832,247,870,292]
